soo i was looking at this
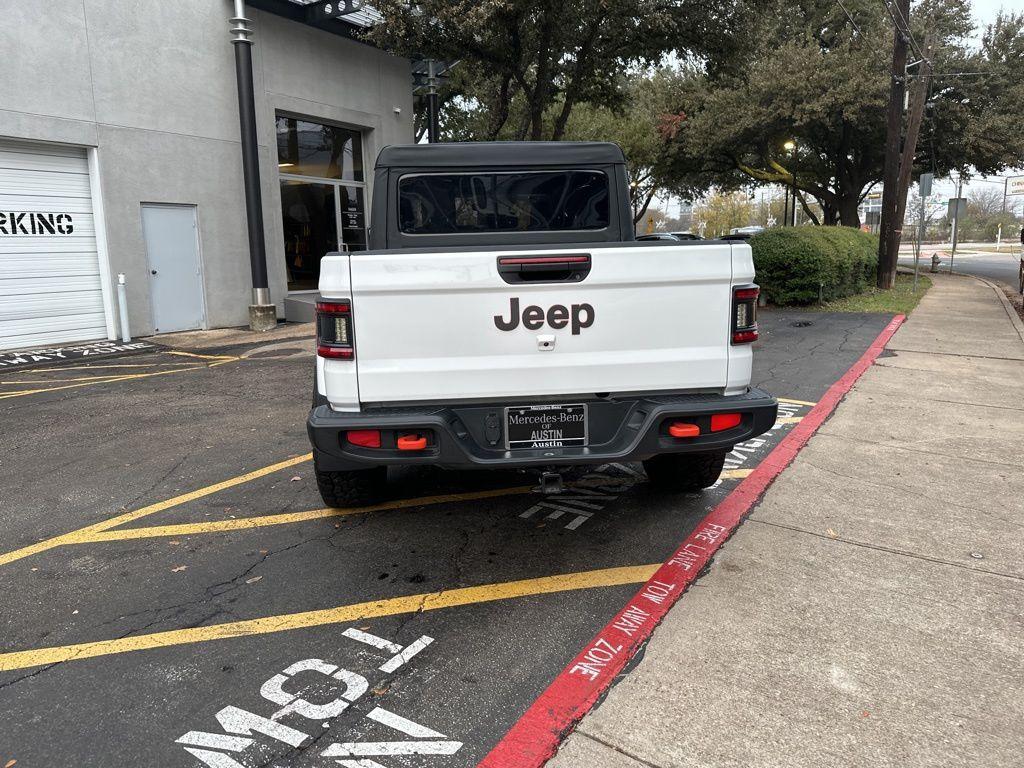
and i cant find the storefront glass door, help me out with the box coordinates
[277,115,367,292]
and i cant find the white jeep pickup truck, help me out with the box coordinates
[307,142,776,507]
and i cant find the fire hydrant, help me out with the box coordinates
[929,252,941,273]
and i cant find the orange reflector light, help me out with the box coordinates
[397,433,428,451]
[668,422,701,438]
[347,430,381,448]
[710,413,742,432]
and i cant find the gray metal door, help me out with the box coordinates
[142,204,205,333]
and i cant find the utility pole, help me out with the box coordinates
[876,0,911,289]
[886,39,934,287]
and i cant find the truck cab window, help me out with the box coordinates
[399,171,609,234]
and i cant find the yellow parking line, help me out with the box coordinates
[0,374,154,400]
[76,485,535,543]
[0,453,312,568]
[38,363,194,370]
[776,416,804,425]
[777,397,817,407]
[0,564,658,672]
[164,350,238,361]
[721,468,753,479]
[0,357,240,401]
[0,374,143,385]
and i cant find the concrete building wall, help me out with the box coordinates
[0,0,413,337]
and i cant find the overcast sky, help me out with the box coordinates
[970,0,1024,35]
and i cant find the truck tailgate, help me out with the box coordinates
[334,244,735,404]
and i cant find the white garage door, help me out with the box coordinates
[0,140,109,351]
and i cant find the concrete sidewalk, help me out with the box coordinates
[550,274,1024,768]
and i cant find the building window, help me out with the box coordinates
[276,116,367,291]
[276,116,363,181]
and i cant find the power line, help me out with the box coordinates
[834,0,862,36]
[879,0,924,61]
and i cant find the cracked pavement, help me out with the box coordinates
[0,311,892,767]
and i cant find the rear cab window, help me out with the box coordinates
[398,171,609,235]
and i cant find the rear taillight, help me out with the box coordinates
[316,300,354,359]
[732,285,759,344]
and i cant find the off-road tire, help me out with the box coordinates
[314,456,387,508]
[642,449,728,493]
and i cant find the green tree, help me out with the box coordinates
[561,70,692,223]
[957,187,1022,241]
[365,0,759,141]
[659,1,1024,228]
[694,191,757,237]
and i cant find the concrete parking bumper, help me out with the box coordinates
[549,273,1024,768]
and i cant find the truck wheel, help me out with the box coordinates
[642,450,727,493]
[314,455,387,508]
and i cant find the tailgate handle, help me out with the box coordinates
[497,254,591,284]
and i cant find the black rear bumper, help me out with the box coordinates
[307,389,778,471]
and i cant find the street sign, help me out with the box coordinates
[1006,175,1024,196]
[919,172,933,198]
[947,197,967,219]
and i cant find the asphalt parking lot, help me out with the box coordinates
[0,310,892,768]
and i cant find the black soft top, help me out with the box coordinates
[375,141,626,169]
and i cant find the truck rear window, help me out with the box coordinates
[398,171,609,235]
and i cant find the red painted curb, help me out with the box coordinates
[478,314,906,768]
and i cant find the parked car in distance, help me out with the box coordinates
[723,226,765,241]
[635,233,681,241]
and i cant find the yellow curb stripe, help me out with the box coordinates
[76,485,535,543]
[0,564,659,672]
[777,397,817,407]
[0,454,312,568]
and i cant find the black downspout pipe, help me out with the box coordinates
[426,59,440,143]
[230,1,276,330]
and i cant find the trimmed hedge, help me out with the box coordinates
[749,227,879,306]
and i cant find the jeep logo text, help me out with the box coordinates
[494,297,595,335]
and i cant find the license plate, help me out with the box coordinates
[505,403,588,450]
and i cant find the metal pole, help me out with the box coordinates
[426,59,440,143]
[913,192,925,292]
[791,144,798,226]
[117,274,131,343]
[1003,177,1008,214]
[783,186,790,227]
[949,177,962,274]
[230,0,275,331]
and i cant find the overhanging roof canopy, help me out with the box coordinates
[246,0,382,39]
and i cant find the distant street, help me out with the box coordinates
[899,242,1022,287]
